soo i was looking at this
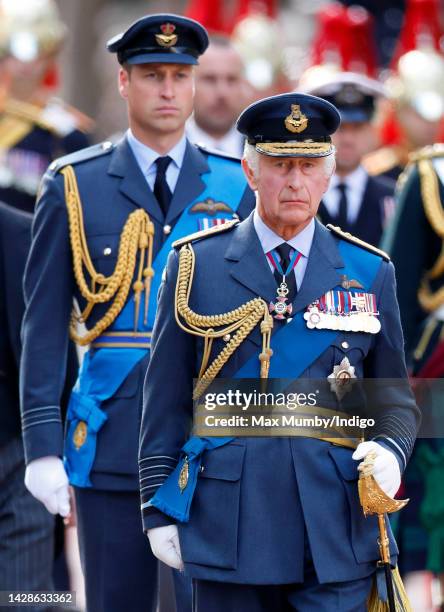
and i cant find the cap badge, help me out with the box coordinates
[155,23,178,48]
[285,104,308,133]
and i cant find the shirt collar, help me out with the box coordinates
[253,209,315,258]
[186,117,243,156]
[126,129,187,174]
[330,165,368,193]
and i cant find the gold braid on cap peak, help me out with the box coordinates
[416,158,444,311]
[61,165,155,345]
[175,243,273,399]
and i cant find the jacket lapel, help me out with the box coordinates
[291,220,344,313]
[107,136,164,223]
[165,141,208,225]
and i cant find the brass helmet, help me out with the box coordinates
[0,0,66,62]
[387,48,444,121]
[232,13,284,90]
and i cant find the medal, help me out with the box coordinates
[179,456,189,493]
[305,290,381,333]
[328,357,356,399]
[269,281,293,319]
[73,420,87,450]
[267,247,301,320]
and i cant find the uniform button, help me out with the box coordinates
[223,334,231,342]
[200,465,205,473]
[102,141,113,150]
[103,247,112,256]
[341,341,349,349]
[163,225,172,235]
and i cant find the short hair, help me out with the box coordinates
[243,142,336,178]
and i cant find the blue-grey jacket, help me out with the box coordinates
[139,214,420,584]
[19,135,254,490]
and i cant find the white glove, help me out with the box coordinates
[352,441,401,498]
[147,524,183,570]
[24,456,71,517]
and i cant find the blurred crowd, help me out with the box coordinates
[1,0,444,611]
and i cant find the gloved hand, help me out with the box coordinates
[24,456,71,517]
[352,441,401,498]
[147,524,183,570]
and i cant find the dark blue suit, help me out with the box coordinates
[20,135,255,612]
[139,214,419,610]
[318,174,395,247]
[0,203,55,606]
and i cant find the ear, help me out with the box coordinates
[242,158,258,191]
[118,67,129,99]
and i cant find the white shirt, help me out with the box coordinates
[322,165,369,225]
[126,129,187,192]
[186,117,244,157]
[253,210,315,290]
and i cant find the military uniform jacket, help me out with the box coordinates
[19,135,255,490]
[0,100,91,213]
[139,214,419,585]
[0,203,31,448]
[383,151,444,359]
[318,174,395,247]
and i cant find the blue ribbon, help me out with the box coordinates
[64,155,247,487]
[148,239,383,521]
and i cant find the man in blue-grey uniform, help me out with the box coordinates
[20,13,254,612]
[138,93,420,611]
[302,71,395,247]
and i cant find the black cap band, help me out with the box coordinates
[118,46,200,64]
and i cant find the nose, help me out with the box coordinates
[160,75,175,99]
[287,164,304,190]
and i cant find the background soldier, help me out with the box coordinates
[139,93,419,611]
[383,144,444,610]
[20,13,254,612]
[303,71,395,246]
[0,0,93,214]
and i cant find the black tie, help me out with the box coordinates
[336,183,348,229]
[274,243,297,301]
[153,156,172,216]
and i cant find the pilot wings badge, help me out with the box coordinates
[189,197,234,216]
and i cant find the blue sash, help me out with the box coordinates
[64,155,247,487]
[148,240,383,521]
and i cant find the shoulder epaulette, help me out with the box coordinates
[4,99,60,135]
[48,141,114,173]
[327,224,390,261]
[362,146,402,177]
[195,143,241,163]
[409,143,444,163]
[41,98,95,136]
[173,219,239,248]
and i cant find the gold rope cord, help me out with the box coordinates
[61,165,154,345]
[175,243,273,399]
[416,159,444,311]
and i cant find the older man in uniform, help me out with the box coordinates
[138,93,419,611]
[20,13,254,612]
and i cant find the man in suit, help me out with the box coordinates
[186,36,246,157]
[0,0,93,214]
[138,93,419,611]
[20,13,255,612]
[303,72,395,246]
[0,202,55,608]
